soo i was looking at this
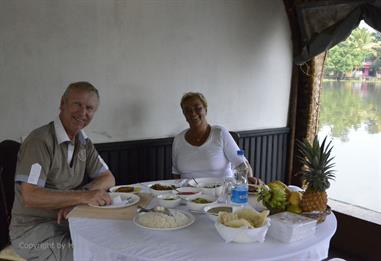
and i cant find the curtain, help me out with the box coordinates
[295,0,381,64]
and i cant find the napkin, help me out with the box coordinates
[111,195,124,205]
[67,193,153,220]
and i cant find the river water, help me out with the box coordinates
[318,81,381,213]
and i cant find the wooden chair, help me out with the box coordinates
[0,140,25,261]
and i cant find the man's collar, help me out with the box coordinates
[54,117,88,145]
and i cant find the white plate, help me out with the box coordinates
[109,185,142,193]
[288,185,304,192]
[88,192,140,209]
[133,209,195,231]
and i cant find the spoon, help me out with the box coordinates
[192,178,199,185]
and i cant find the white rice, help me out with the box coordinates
[138,210,189,228]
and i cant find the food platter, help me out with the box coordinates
[88,192,140,209]
[109,185,142,193]
[133,209,195,231]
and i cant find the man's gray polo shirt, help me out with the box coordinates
[10,119,108,238]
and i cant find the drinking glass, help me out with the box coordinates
[218,177,234,203]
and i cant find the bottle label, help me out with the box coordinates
[231,185,248,204]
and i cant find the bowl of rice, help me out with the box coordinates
[133,209,195,230]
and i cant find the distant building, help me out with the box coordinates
[362,61,372,77]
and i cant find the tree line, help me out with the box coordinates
[324,27,381,80]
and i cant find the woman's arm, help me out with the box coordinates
[221,126,253,176]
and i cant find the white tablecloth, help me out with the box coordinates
[69,207,337,261]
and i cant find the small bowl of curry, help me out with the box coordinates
[204,204,235,222]
[186,194,217,211]
[148,183,175,195]
[109,185,141,193]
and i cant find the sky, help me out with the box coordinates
[359,20,377,32]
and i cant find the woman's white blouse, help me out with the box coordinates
[172,125,245,179]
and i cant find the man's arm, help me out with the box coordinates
[55,171,115,223]
[83,171,115,191]
[20,182,112,209]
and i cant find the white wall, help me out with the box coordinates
[0,0,292,143]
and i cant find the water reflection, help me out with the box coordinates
[319,81,381,141]
[318,81,381,212]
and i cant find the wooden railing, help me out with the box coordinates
[238,128,289,183]
[95,127,290,185]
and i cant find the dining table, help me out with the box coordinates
[68,180,337,261]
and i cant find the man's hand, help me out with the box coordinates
[82,190,112,206]
[57,206,74,224]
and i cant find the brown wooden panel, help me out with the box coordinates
[331,211,380,261]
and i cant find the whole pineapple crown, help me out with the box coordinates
[296,135,336,192]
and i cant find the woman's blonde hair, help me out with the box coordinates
[180,92,208,110]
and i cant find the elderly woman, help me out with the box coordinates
[172,92,251,179]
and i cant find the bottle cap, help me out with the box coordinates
[237,150,244,156]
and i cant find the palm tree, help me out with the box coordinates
[347,28,380,72]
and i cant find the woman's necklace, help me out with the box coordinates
[188,125,211,144]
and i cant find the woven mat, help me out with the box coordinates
[67,193,153,220]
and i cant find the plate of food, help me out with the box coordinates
[147,182,175,195]
[109,185,142,193]
[88,192,140,209]
[133,209,195,231]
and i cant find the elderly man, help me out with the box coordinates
[9,82,115,260]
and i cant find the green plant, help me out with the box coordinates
[296,135,336,212]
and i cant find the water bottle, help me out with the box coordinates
[231,150,249,205]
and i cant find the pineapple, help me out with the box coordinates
[296,135,336,212]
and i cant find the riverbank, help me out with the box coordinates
[323,78,381,83]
